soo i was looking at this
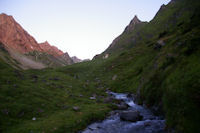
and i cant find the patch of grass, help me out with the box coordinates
[0,59,112,133]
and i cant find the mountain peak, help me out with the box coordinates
[0,13,15,23]
[0,13,13,18]
[0,13,43,53]
[130,15,141,26]
[132,15,141,23]
[71,56,82,63]
[124,15,142,33]
[44,40,49,44]
[41,41,50,46]
[39,41,64,57]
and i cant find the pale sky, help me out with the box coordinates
[0,0,170,59]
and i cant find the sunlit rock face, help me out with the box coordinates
[0,13,43,53]
[39,41,64,57]
[0,13,68,58]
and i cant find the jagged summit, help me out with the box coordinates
[132,15,141,24]
[0,13,75,68]
[0,13,14,20]
[44,40,49,44]
[124,15,142,33]
[0,13,65,57]
[0,13,43,53]
[71,56,82,63]
[103,15,143,51]
[39,41,64,57]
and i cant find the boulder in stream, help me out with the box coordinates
[120,110,143,122]
[116,102,129,110]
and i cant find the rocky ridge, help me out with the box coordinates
[39,41,64,57]
[71,56,82,63]
[0,13,76,68]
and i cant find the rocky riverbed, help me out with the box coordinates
[80,92,166,133]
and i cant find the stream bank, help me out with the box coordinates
[81,92,166,133]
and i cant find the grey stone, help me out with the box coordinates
[73,106,80,111]
[120,110,143,122]
[117,102,129,110]
[112,75,117,80]
[90,97,96,100]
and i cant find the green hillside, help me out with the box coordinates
[0,0,200,133]
[0,57,114,133]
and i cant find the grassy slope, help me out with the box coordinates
[91,0,200,132]
[25,51,68,68]
[0,0,200,133]
[0,59,114,133]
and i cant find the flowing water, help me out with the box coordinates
[81,92,166,133]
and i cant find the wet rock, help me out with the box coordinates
[144,121,151,127]
[120,110,143,122]
[127,93,134,98]
[127,93,135,102]
[88,123,100,130]
[116,102,129,110]
[73,106,80,111]
[109,111,116,116]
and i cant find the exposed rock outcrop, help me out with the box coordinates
[39,41,64,57]
[60,52,74,65]
[0,13,74,67]
[94,15,144,59]
[124,15,142,33]
[71,56,82,63]
[0,13,42,54]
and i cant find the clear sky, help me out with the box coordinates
[0,0,170,59]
